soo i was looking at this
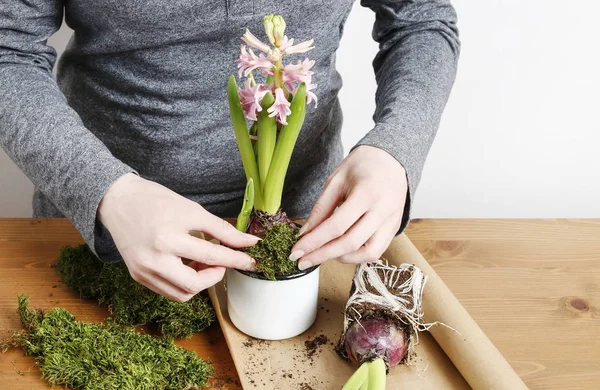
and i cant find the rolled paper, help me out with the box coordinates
[384,234,528,390]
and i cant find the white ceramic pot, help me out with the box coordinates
[226,264,320,340]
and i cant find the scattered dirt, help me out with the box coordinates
[304,334,328,359]
[240,334,330,389]
[210,374,241,389]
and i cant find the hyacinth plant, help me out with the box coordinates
[228,15,317,278]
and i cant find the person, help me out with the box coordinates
[0,1,459,303]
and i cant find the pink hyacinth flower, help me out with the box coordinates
[282,59,315,87]
[242,29,272,54]
[305,83,318,107]
[236,45,274,78]
[282,39,314,54]
[288,81,318,108]
[279,35,294,51]
[238,80,269,121]
[267,87,292,125]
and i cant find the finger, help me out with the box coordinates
[173,234,256,270]
[297,211,381,270]
[150,253,227,294]
[291,191,368,261]
[191,210,260,248]
[157,264,226,295]
[336,219,399,264]
[133,269,195,303]
[297,175,345,237]
[186,260,210,272]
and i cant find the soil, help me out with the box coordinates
[337,263,416,361]
[210,374,242,389]
[239,333,329,389]
[347,263,413,330]
[304,334,328,359]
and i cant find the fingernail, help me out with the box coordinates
[245,258,257,271]
[298,261,312,271]
[289,250,304,262]
[298,223,310,237]
[243,233,262,241]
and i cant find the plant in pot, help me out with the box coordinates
[225,15,319,340]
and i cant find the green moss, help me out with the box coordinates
[57,244,214,340]
[243,223,300,280]
[4,295,212,390]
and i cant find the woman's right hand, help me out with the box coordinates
[97,173,258,302]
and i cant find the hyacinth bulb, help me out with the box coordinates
[344,318,408,369]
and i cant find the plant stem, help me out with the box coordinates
[236,178,254,232]
[342,362,369,390]
[250,121,259,161]
[273,60,284,89]
[257,91,276,189]
[367,358,386,390]
[227,75,263,209]
[262,83,307,214]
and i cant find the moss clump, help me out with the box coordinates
[243,222,301,280]
[57,244,214,339]
[2,295,212,390]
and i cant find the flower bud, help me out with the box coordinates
[264,14,286,47]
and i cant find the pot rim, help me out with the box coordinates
[234,264,320,281]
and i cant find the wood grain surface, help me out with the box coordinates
[1,218,599,389]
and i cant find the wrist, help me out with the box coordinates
[352,145,407,181]
[98,172,139,227]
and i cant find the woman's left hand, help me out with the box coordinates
[290,145,408,270]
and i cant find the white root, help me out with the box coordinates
[342,261,441,361]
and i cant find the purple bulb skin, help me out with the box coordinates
[344,318,408,368]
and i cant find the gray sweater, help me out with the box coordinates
[0,0,459,262]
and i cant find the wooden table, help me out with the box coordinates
[1,219,599,389]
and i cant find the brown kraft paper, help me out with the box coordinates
[208,232,525,389]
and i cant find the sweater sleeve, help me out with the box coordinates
[354,0,460,233]
[0,0,135,258]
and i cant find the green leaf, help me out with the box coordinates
[367,358,386,390]
[342,362,370,390]
[227,75,263,210]
[257,91,276,189]
[236,178,255,232]
[263,83,307,213]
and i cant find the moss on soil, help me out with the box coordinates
[1,295,212,390]
[57,244,215,339]
[242,222,301,280]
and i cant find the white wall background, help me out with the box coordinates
[2,1,599,218]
